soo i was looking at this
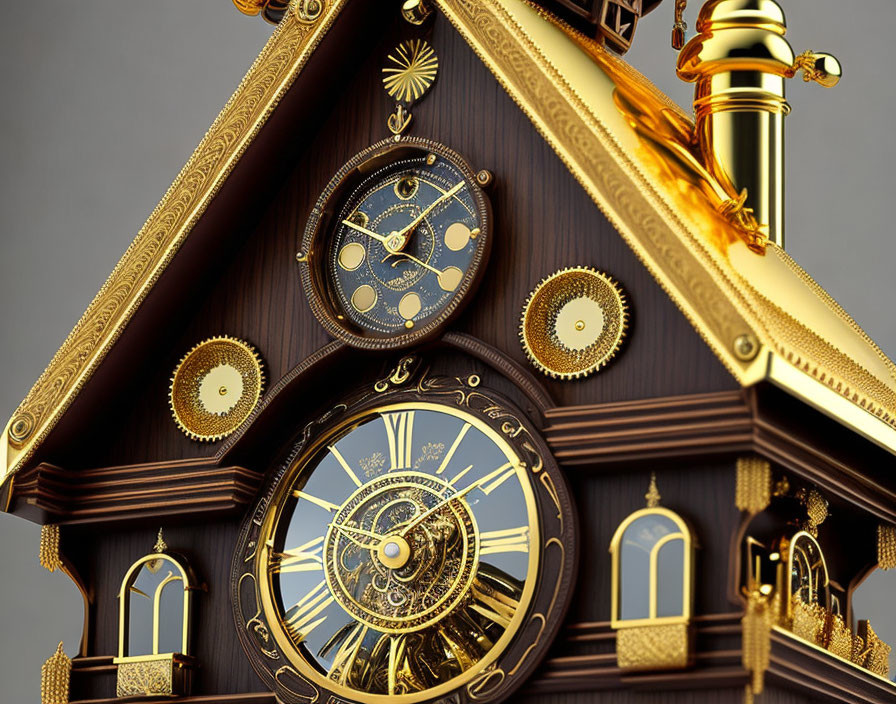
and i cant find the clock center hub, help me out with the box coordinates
[378,535,411,568]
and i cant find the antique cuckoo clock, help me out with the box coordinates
[4,0,895,703]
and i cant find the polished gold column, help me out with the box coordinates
[677,0,840,249]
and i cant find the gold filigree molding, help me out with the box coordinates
[1,0,347,483]
[435,0,896,454]
[615,622,689,671]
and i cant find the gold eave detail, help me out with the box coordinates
[1,0,349,484]
[435,0,896,454]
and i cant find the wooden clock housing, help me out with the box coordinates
[2,1,895,703]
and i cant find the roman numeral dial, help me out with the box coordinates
[262,402,544,701]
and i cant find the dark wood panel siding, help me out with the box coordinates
[77,8,735,469]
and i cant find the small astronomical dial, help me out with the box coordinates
[299,137,491,349]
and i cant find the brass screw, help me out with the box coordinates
[295,251,307,263]
[401,0,433,25]
[476,169,494,187]
[426,153,437,165]
[733,333,760,361]
[9,416,32,443]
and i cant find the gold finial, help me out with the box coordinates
[645,473,661,507]
[39,524,62,573]
[41,641,71,704]
[671,0,687,50]
[153,528,167,554]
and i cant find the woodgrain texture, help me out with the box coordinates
[40,2,735,474]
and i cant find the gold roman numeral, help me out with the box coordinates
[293,489,340,513]
[435,422,471,474]
[388,635,407,696]
[476,461,516,495]
[329,445,362,487]
[383,411,415,471]
[469,578,519,629]
[273,536,325,574]
[326,622,368,686]
[284,579,334,642]
[479,526,529,555]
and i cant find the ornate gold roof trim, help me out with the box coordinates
[436,0,896,452]
[3,0,895,489]
[1,0,350,485]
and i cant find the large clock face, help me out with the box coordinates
[257,403,538,702]
[299,137,491,349]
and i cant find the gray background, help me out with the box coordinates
[0,0,893,699]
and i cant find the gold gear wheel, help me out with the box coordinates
[520,267,629,380]
[169,336,265,442]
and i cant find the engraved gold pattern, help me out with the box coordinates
[1,0,342,479]
[116,657,174,698]
[40,524,62,573]
[735,457,771,514]
[520,267,628,379]
[41,642,71,704]
[615,623,689,671]
[169,336,265,442]
[878,524,896,570]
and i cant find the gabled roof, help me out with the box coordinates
[3,0,895,492]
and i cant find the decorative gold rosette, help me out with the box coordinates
[169,336,265,441]
[520,267,629,379]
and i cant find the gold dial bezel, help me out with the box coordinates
[256,401,540,704]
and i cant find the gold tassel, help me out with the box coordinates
[879,524,896,570]
[39,525,62,573]
[742,588,771,696]
[41,642,71,704]
[735,457,771,514]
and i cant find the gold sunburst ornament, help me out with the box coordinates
[169,336,265,441]
[383,39,439,104]
[521,267,629,379]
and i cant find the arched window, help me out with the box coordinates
[610,507,693,627]
[114,530,198,697]
[609,475,694,670]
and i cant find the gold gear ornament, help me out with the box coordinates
[520,267,629,379]
[169,336,265,441]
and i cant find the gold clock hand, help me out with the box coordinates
[394,180,465,243]
[398,466,478,537]
[330,522,386,549]
[341,220,405,253]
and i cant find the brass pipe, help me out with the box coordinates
[677,0,840,250]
